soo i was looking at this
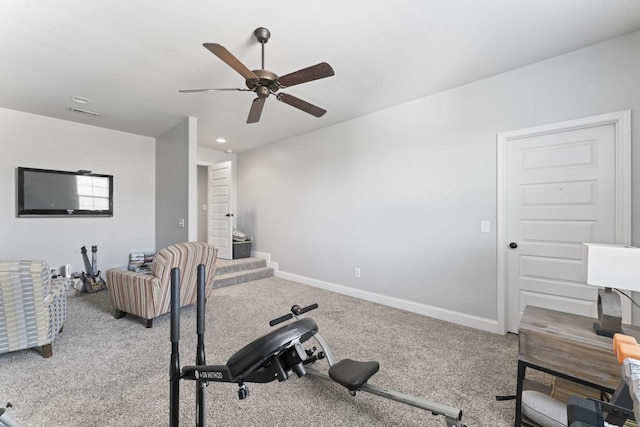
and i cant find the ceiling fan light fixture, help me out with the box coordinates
[256,85,270,99]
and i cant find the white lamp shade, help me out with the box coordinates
[583,243,640,291]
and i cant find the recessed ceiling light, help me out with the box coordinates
[71,96,90,104]
[216,138,226,143]
[224,149,233,154]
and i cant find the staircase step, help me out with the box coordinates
[215,257,266,275]
[213,266,274,289]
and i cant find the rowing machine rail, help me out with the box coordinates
[272,304,465,427]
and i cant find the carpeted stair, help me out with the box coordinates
[213,257,274,288]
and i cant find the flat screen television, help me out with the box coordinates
[17,167,113,217]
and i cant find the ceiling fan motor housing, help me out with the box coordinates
[247,69,280,96]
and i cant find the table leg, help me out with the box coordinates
[515,360,526,427]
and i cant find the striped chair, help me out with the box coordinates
[106,242,218,328]
[0,260,68,358]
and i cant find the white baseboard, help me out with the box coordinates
[251,251,499,334]
[252,251,278,270]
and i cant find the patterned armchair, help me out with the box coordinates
[106,242,218,328]
[0,260,68,358]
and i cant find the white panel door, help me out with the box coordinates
[498,111,631,333]
[208,161,233,259]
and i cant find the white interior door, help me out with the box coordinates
[207,161,233,259]
[498,111,631,334]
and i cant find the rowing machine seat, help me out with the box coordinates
[329,358,379,391]
[227,318,318,381]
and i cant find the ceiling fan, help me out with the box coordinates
[180,27,335,124]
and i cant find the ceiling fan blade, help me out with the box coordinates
[247,98,265,123]
[278,62,335,88]
[203,43,259,83]
[179,88,250,93]
[276,93,326,117]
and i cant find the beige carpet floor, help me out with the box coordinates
[0,276,537,426]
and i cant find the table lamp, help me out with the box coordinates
[583,243,640,338]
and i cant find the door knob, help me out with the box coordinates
[509,242,518,249]
[225,213,234,217]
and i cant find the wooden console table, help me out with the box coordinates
[515,305,640,426]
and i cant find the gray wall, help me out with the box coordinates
[155,118,195,250]
[236,31,640,330]
[0,107,156,272]
[0,110,209,271]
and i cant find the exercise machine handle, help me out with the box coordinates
[269,303,319,327]
[269,313,293,327]
[292,303,318,315]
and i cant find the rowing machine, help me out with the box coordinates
[0,403,19,427]
[169,264,466,426]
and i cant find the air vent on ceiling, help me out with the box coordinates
[70,107,100,116]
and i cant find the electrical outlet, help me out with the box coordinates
[354,268,361,278]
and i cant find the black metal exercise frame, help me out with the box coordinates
[169,264,466,427]
[169,265,314,426]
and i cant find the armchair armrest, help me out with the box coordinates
[106,269,162,319]
[45,277,70,305]
[46,277,69,335]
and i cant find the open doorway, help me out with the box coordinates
[196,161,235,259]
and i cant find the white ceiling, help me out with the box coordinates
[1,0,639,153]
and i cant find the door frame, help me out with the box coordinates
[496,110,631,334]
